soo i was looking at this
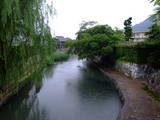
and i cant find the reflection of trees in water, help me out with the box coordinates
[0,86,48,120]
[76,62,118,101]
[43,64,57,80]
[0,63,59,120]
[14,86,48,120]
[27,97,48,120]
[0,71,48,120]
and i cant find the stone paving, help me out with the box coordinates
[100,68,160,120]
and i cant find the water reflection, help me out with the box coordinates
[0,71,49,120]
[0,56,121,120]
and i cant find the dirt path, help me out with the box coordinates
[100,68,160,120]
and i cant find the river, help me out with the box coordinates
[0,56,121,120]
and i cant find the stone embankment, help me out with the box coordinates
[100,67,160,120]
[116,62,160,95]
[0,56,40,107]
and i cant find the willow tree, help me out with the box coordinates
[0,0,56,87]
[150,0,160,22]
[151,0,160,5]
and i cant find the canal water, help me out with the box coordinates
[0,56,121,120]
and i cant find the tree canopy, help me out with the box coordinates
[124,17,133,41]
[66,23,124,60]
[76,21,97,40]
[146,24,160,44]
[0,0,56,86]
[150,0,160,22]
[145,0,160,44]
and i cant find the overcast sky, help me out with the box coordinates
[49,0,155,39]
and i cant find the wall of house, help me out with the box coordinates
[132,32,148,42]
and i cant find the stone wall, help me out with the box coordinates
[0,55,41,107]
[115,62,160,95]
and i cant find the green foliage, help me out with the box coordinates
[116,43,160,67]
[79,21,97,32]
[52,51,69,62]
[124,17,133,41]
[145,24,160,44]
[67,24,124,60]
[151,0,160,5]
[44,51,69,66]
[65,40,76,54]
[117,20,160,66]
[0,0,56,87]
[150,0,160,22]
[113,28,126,43]
[76,21,97,40]
[144,85,160,102]
[102,46,113,56]
[87,25,113,36]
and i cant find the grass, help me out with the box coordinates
[116,58,128,64]
[45,51,69,66]
[53,51,69,62]
[144,85,160,102]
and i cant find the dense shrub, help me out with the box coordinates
[116,43,160,67]
[53,51,69,62]
[66,24,125,60]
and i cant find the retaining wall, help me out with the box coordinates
[115,62,160,95]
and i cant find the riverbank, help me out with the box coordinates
[0,64,40,107]
[0,51,69,108]
[0,57,121,120]
[99,67,160,120]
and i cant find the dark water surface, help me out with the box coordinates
[0,56,121,120]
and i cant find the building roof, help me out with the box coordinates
[56,36,72,42]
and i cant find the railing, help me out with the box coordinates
[117,41,144,47]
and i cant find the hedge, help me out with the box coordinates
[115,43,160,67]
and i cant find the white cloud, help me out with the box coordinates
[49,0,154,39]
